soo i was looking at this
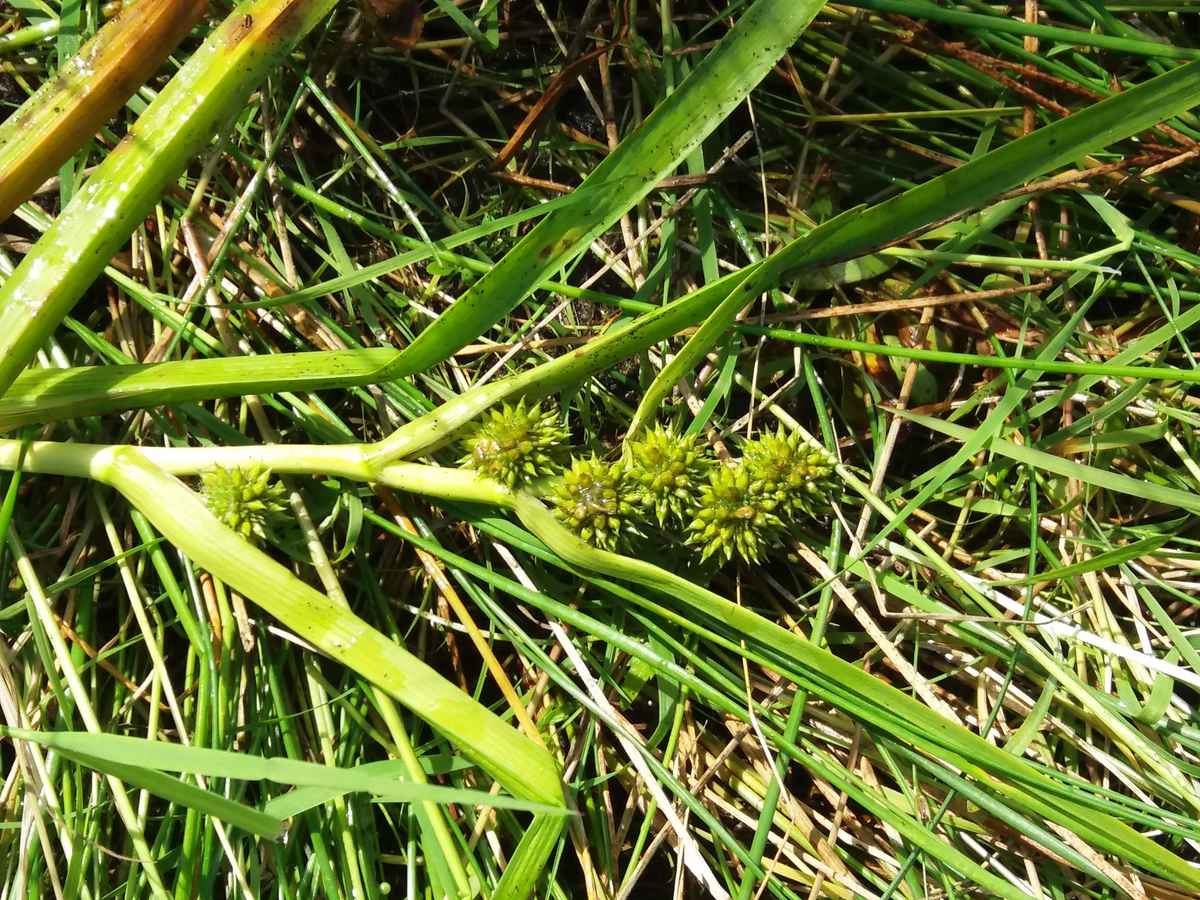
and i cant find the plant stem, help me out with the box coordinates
[504,491,1200,890]
[87,446,562,807]
[366,269,749,465]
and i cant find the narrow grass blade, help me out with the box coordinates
[755,60,1200,279]
[31,281,1194,439]
[0,0,206,222]
[632,58,1200,432]
[740,329,1200,385]
[49,748,286,839]
[261,760,460,819]
[994,535,1173,587]
[845,0,1200,60]
[628,207,865,438]
[0,728,567,816]
[894,410,1200,516]
[390,0,825,375]
[377,514,1040,900]
[232,190,583,311]
[494,813,568,900]
[0,438,26,540]
[508,493,1200,890]
[0,0,339,396]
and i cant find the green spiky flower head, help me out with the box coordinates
[459,399,569,487]
[625,425,712,526]
[742,426,835,517]
[201,464,289,542]
[550,454,638,552]
[688,463,784,564]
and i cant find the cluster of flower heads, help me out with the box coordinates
[458,398,570,488]
[459,401,836,563]
[200,463,290,542]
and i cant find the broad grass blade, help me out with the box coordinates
[0,0,339,396]
[51,747,286,839]
[0,0,205,222]
[629,60,1200,432]
[509,493,1200,890]
[390,0,826,375]
[97,447,565,809]
[0,728,567,815]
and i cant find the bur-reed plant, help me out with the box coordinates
[1,396,1197,893]
[4,0,1200,897]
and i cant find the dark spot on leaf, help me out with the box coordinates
[227,13,254,47]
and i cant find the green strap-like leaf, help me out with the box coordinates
[93,447,565,810]
[0,349,399,430]
[629,59,1200,435]
[0,0,206,222]
[992,534,1173,587]
[508,492,1200,891]
[388,0,826,376]
[0,0,339,397]
[52,747,287,839]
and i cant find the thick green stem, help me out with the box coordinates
[89,447,564,808]
[366,269,749,465]
[0,438,516,508]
